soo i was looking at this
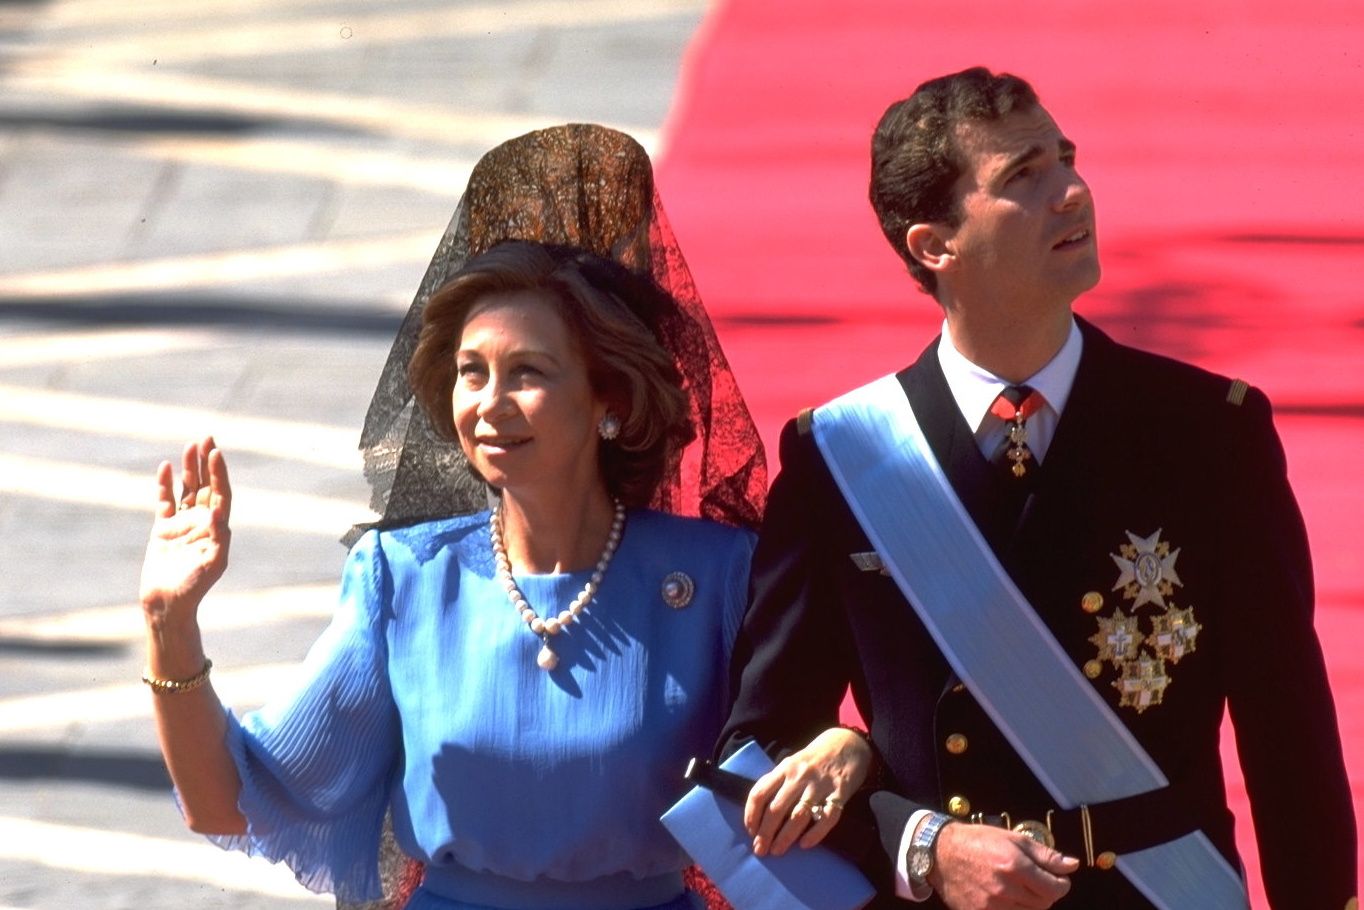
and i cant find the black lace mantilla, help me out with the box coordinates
[346,123,765,548]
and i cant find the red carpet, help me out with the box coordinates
[655,1,1364,904]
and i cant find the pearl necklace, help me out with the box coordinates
[490,499,626,671]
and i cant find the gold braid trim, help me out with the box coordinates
[1226,378,1249,406]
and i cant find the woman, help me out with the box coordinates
[351,126,871,901]
[346,122,771,909]
[140,126,872,910]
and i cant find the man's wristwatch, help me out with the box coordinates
[907,811,953,886]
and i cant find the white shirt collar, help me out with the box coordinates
[936,317,1084,432]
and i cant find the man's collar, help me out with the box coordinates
[936,317,1084,431]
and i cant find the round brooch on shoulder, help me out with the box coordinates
[661,571,694,609]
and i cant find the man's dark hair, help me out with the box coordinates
[869,67,1038,296]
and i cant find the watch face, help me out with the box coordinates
[908,846,933,880]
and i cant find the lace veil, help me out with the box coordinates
[347,123,766,547]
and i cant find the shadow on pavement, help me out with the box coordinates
[0,106,365,137]
[0,293,402,336]
[0,746,170,791]
[0,636,126,657]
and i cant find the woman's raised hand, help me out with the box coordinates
[743,726,874,857]
[140,436,233,627]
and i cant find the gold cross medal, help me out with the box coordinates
[1146,605,1201,664]
[1088,607,1141,667]
[1114,654,1171,713]
[1005,422,1032,476]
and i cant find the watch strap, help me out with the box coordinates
[914,811,952,850]
[907,811,953,885]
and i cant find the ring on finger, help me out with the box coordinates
[809,804,825,822]
[823,795,846,813]
[790,797,815,820]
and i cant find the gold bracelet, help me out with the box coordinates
[142,658,213,694]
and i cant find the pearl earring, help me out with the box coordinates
[598,413,621,440]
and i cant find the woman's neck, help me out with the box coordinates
[497,484,618,574]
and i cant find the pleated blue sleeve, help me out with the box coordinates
[208,530,399,901]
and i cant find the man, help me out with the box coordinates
[719,67,1357,908]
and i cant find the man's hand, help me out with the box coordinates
[929,823,1079,909]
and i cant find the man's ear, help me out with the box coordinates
[906,223,955,274]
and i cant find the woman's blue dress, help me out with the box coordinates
[210,509,755,910]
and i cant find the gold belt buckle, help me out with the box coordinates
[1010,810,1056,849]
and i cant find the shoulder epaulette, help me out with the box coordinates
[1226,378,1249,406]
[796,407,815,436]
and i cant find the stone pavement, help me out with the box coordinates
[0,1,705,905]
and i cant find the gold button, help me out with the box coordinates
[952,683,966,694]
[1083,660,1104,679]
[945,734,968,755]
[947,795,971,817]
[1081,591,1104,613]
[1095,851,1117,870]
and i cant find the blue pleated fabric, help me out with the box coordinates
[208,510,755,909]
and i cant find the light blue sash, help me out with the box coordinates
[812,374,1246,910]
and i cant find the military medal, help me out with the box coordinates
[989,386,1046,478]
[1113,655,1170,713]
[1085,529,1200,713]
[1110,529,1182,610]
[1088,608,1141,666]
[1146,605,1201,663]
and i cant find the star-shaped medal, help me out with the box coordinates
[1088,607,1141,667]
[1110,529,1182,610]
[1113,655,1170,713]
[1146,605,1201,664]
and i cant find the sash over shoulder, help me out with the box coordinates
[812,374,1247,910]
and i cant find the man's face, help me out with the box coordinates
[938,105,1099,316]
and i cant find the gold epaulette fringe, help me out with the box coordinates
[796,407,815,436]
[1226,379,1249,406]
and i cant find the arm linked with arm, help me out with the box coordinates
[717,419,904,875]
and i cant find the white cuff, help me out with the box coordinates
[893,809,935,901]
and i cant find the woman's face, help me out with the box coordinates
[452,289,607,502]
